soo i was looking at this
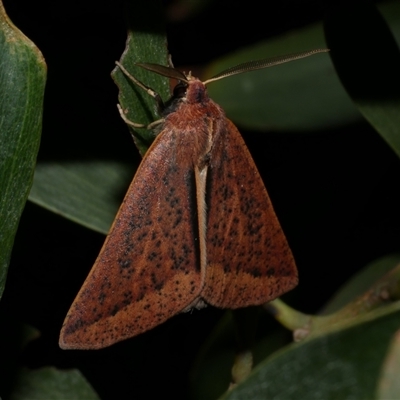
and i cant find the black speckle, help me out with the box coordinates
[173,214,183,228]
[119,259,131,269]
[147,251,158,261]
[137,231,148,241]
[267,267,275,277]
[111,305,120,316]
[98,292,106,305]
[250,268,262,278]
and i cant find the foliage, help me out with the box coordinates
[1,0,400,399]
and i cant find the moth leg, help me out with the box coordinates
[115,61,164,112]
[168,54,174,68]
[117,104,164,130]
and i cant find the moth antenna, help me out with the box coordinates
[136,63,189,82]
[203,48,330,85]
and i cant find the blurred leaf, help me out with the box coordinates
[0,318,41,397]
[29,0,168,234]
[376,328,400,398]
[30,161,135,234]
[270,262,400,342]
[207,0,400,132]
[190,311,291,400]
[325,1,400,158]
[8,367,99,400]
[322,253,400,314]
[190,313,236,400]
[191,254,400,399]
[220,302,400,399]
[206,23,350,131]
[27,1,400,235]
[380,0,400,41]
[0,2,46,298]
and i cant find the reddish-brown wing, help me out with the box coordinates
[202,118,298,308]
[59,127,202,350]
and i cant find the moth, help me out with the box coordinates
[60,49,328,349]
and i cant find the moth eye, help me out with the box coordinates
[173,82,187,98]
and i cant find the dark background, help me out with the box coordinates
[1,0,400,398]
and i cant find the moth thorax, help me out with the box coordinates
[186,80,209,105]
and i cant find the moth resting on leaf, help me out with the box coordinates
[60,49,329,349]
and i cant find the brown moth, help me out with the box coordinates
[60,49,329,349]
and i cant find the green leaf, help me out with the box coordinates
[206,1,400,132]
[206,23,350,132]
[0,2,46,298]
[111,0,170,156]
[30,161,136,234]
[8,367,100,400]
[190,313,237,400]
[190,311,292,400]
[324,1,400,158]
[322,253,400,314]
[220,303,400,399]
[28,1,400,232]
[376,328,400,399]
[0,318,41,396]
[29,0,168,235]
